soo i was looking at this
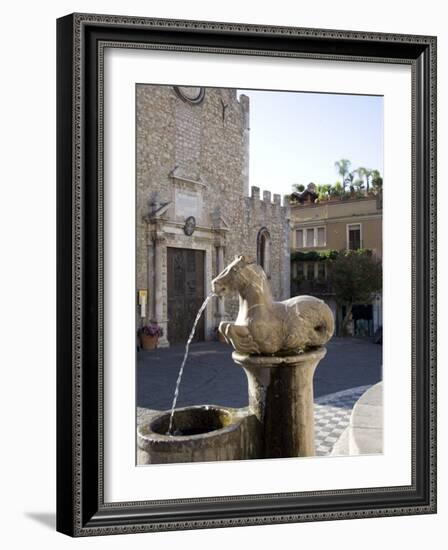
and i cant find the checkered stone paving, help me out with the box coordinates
[313,385,372,456]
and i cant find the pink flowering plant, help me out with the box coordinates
[139,321,163,337]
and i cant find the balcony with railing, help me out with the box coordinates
[290,276,333,297]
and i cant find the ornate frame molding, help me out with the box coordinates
[57,13,437,536]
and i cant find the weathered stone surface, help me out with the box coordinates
[213,256,334,355]
[136,86,290,342]
[348,382,383,455]
[233,347,327,457]
[137,348,328,462]
[137,405,262,464]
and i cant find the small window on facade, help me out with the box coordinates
[257,228,271,277]
[317,227,326,247]
[317,262,326,280]
[348,224,361,250]
[296,229,303,248]
[297,262,304,279]
[305,262,314,280]
[306,228,314,247]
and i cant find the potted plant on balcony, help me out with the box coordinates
[138,321,163,350]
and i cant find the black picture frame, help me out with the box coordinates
[57,13,437,536]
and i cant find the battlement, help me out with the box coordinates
[251,185,260,200]
[249,185,290,210]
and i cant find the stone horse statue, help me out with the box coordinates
[212,255,334,355]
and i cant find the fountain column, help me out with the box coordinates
[153,231,169,347]
[233,347,326,458]
[216,245,225,320]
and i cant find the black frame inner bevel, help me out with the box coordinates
[57,13,436,537]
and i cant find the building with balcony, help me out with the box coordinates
[290,187,382,337]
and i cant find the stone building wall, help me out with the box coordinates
[136,84,290,345]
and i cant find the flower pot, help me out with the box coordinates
[140,333,159,350]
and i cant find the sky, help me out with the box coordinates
[237,89,383,197]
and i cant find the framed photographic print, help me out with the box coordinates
[56,13,437,536]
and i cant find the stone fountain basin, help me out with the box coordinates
[153,406,235,436]
[137,405,261,464]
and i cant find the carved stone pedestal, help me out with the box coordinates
[233,347,327,458]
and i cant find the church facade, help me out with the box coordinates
[136,85,290,346]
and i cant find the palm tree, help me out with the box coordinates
[356,167,373,194]
[371,170,383,193]
[292,183,305,193]
[330,181,344,198]
[334,159,351,191]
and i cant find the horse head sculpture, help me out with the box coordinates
[212,255,334,355]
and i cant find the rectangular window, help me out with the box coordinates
[305,262,314,281]
[306,228,314,247]
[317,227,326,247]
[317,262,326,280]
[296,262,304,279]
[301,226,326,248]
[348,224,361,250]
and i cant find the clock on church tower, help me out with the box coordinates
[173,86,205,104]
